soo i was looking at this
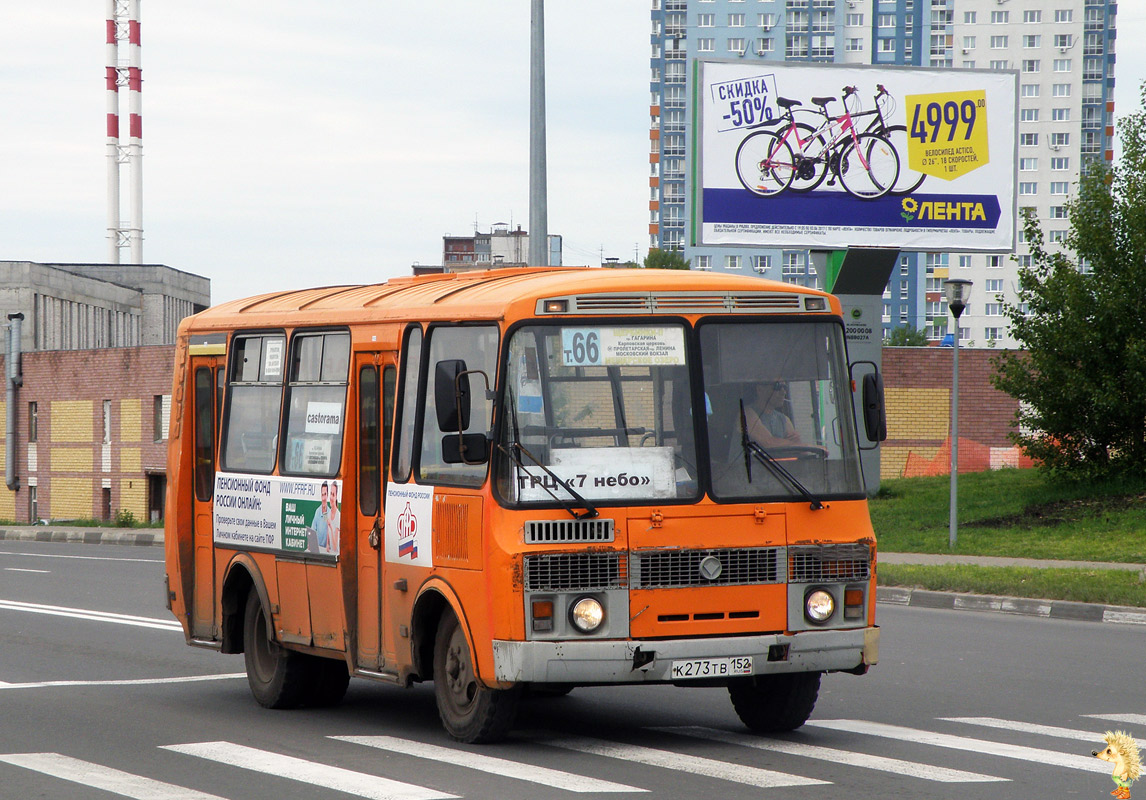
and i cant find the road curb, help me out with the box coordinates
[0,528,163,547]
[877,586,1146,626]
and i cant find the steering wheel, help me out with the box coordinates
[767,445,828,461]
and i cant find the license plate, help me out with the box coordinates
[670,656,753,680]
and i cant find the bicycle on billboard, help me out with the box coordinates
[734,85,926,200]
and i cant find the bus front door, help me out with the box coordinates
[354,354,396,670]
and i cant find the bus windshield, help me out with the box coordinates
[497,323,700,505]
[496,318,864,507]
[700,319,864,502]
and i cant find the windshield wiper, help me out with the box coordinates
[499,441,599,520]
[739,400,825,511]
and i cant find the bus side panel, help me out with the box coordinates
[275,559,312,645]
[307,562,347,652]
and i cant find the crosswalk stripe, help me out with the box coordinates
[1085,714,1146,727]
[656,726,1007,783]
[0,673,245,691]
[808,720,1111,774]
[162,742,457,800]
[943,717,1146,748]
[541,734,829,788]
[0,598,182,631]
[335,734,647,793]
[0,752,225,799]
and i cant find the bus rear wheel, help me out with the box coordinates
[243,588,309,709]
[433,609,520,743]
[728,672,821,732]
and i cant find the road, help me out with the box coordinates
[1,538,1142,799]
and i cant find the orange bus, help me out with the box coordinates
[164,267,884,743]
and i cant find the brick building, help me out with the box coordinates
[881,346,1030,480]
[0,262,209,523]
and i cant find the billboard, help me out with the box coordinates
[696,61,1018,251]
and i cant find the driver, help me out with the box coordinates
[744,381,802,447]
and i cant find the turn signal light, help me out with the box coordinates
[532,599,554,632]
[844,588,865,620]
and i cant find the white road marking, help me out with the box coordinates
[943,717,1145,748]
[4,567,49,573]
[808,720,1111,774]
[1085,713,1146,727]
[0,752,225,799]
[542,734,828,788]
[657,725,1007,783]
[163,741,457,800]
[336,734,647,793]
[0,549,161,563]
[0,673,245,691]
[0,598,182,631]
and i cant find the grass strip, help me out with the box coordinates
[879,563,1146,608]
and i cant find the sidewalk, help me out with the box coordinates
[4,526,1144,625]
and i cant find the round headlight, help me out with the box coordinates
[569,597,605,633]
[805,589,835,624]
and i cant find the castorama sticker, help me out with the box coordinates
[697,61,1018,252]
[385,484,434,566]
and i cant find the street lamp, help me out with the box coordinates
[944,278,972,549]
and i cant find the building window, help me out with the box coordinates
[1024,10,1042,23]
[1049,230,1067,242]
[1022,60,1039,73]
[991,36,1008,48]
[1051,157,1070,171]
[727,38,746,53]
[28,402,37,443]
[695,255,711,270]
[725,255,742,270]
[988,256,1003,269]
[697,37,715,51]
[1052,83,1071,98]
[1020,133,1039,146]
[751,254,772,273]
[154,395,164,442]
[879,37,897,53]
[697,13,715,27]
[1019,158,1038,171]
[983,303,1003,317]
[1019,182,1038,195]
[1049,206,1068,219]
[1055,10,1073,23]
[984,327,1002,342]
[990,59,1010,70]
[29,486,37,523]
[1020,84,1039,98]
[1020,108,1039,122]
[102,399,112,444]
[1054,58,1072,72]
[958,255,972,269]
[728,13,745,26]
[878,13,896,28]
[985,278,1004,294]
[1023,35,1041,49]
[1050,132,1070,147]
[963,11,976,24]
[1052,107,1070,122]
[846,13,863,26]
[846,37,864,51]
[991,10,1009,24]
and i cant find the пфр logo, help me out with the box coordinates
[396,502,419,559]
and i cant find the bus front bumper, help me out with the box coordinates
[491,626,878,684]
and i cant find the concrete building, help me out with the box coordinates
[649,0,1118,347]
[0,262,209,523]
[437,225,564,273]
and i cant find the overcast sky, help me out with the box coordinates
[0,2,1142,305]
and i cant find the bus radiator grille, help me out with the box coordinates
[787,543,872,583]
[524,519,615,544]
[523,552,627,591]
[630,547,783,589]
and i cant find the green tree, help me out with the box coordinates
[883,326,930,347]
[643,248,690,270]
[993,82,1146,477]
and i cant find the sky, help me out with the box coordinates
[0,2,1142,306]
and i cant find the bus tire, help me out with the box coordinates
[433,609,521,743]
[728,671,821,733]
[242,588,309,709]
[303,656,351,708]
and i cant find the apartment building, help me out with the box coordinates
[649,0,1117,347]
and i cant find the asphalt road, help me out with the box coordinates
[1,539,1142,800]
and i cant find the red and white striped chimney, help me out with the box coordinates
[105,0,143,264]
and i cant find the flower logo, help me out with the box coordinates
[901,197,919,222]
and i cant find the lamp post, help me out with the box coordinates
[944,278,972,549]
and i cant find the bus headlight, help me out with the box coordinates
[804,589,835,624]
[569,596,605,633]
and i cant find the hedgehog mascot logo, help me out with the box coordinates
[1094,730,1141,800]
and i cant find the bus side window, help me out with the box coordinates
[221,334,285,474]
[358,365,380,516]
[193,367,215,501]
[281,331,350,477]
[382,365,396,504]
[393,326,423,483]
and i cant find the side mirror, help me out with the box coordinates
[861,372,888,442]
[435,359,470,432]
[442,433,490,465]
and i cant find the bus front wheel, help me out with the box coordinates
[728,671,821,732]
[433,610,521,743]
[242,588,309,709]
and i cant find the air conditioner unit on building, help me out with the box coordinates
[962,48,970,54]
[753,265,768,273]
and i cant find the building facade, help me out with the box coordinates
[0,262,209,523]
[649,0,1117,347]
[437,225,564,273]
